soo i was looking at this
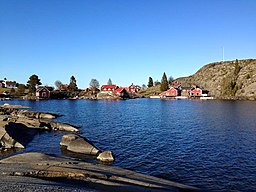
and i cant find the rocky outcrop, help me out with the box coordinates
[97,151,114,162]
[61,134,115,162]
[0,126,24,149]
[0,106,80,156]
[50,122,79,132]
[0,152,203,192]
[0,105,79,132]
[60,134,101,155]
[176,59,256,99]
[4,117,80,132]
[4,123,43,149]
[0,107,61,119]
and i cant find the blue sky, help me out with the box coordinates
[1,0,255,88]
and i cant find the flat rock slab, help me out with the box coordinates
[0,105,30,109]
[0,152,203,192]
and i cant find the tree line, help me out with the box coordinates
[11,72,173,98]
[147,73,173,91]
[13,74,114,96]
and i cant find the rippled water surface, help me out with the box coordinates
[1,99,256,191]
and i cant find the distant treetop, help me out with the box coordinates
[107,78,113,85]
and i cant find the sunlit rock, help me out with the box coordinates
[60,134,79,146]
[50,122,79,132]
[97,151,115,162]
[60,134,101,155]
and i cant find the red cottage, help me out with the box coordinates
[126,84,141,93]
[36,86,51,98]
[159,87,181,98]
[190,86,203,97]
[114,88,129,98]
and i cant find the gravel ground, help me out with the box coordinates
[0,175,100,192]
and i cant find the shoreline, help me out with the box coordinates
[0,152,204,192]
[0,105,204,191]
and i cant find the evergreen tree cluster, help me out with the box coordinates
[27,74,42,93]
[160,72,168,91]
[148,77,153,87]
[221,59,243,96]
[147,72,172,92]
[68,76,78,92]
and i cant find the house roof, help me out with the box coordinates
[5,81,16,85]
[159,87,178,96]
[190,86,202,91]
[36,86,53,92]
[101,85,118,90]
[114,87,125,94]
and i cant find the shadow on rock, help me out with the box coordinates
[0,148,23,157]
[60,146,96,162]
[5,122,45,147]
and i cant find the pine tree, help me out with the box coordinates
[27,74,42,93]
[107,78,113,85]
[148,77,153,87]
[68,76,78,92]
[160,72,168,91]
[234,59,241,76]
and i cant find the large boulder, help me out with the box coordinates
[50,122,79,132]
[60,134,101,155]
[97,151,115,162]
[0,126,24,149]
[60,134,79,146]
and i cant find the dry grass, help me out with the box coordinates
[137,85,162,97]
[0,88,10,93]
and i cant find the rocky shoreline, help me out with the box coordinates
[0,152,204,192]
[0,105,204,191]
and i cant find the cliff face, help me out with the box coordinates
[176,59,256,100]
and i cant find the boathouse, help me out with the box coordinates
[159,87,181,98]
[36,86,52,99]
[114,88,129,98]
[190,86,209,97]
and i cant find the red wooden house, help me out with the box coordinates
[126,84,141,93]
[114,88,129,98]
[36,86,52,98]
[159,87,181,98]
[189,86,209,97]
[190,87,202,97]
